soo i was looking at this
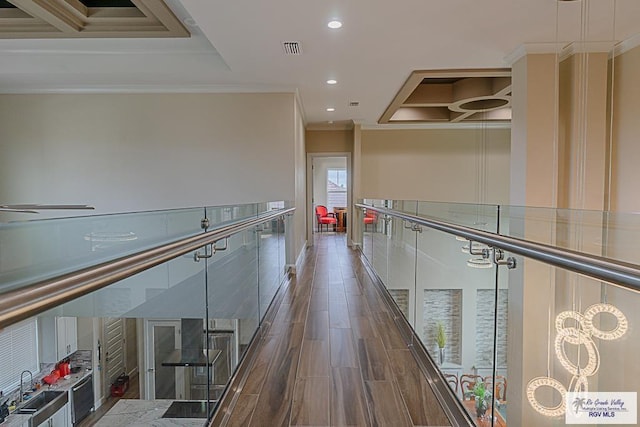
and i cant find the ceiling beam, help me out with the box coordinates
[9,0,83,33]
[132,0,189,37]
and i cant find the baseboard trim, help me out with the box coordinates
[287,241,307,275]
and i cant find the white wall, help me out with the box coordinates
[0,93,297,217]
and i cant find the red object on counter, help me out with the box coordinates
[59,362,70,376]
[42,370,61,385]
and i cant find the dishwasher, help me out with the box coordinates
[70,374,94,425]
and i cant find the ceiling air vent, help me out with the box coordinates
[282,41,302,55]
[349,101,360,107]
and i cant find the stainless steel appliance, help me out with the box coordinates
[70,374,94,425]
[189,330,235,401]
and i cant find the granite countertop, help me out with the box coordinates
[0,413,31,427]
[0,366,93,427]
[94,400,206,427]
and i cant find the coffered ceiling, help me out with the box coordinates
[380,69,512,124]
[0,0,188,38]
[0,0,639,128]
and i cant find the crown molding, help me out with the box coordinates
[0,84,300,95]
[361,122,511,130]
[505,40,621,65]
[559,41,616,61]
[503,43,564,66]
[613,33,640,58]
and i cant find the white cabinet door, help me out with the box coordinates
[35,401,69,427]
[56,317,68,361]
[50,401,68,426]
[39,316,79,363]
[56,317,78,360]
[66,317,78,356]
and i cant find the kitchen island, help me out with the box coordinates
[94,400,206,427]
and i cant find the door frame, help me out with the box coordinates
[143,319,184,400]
[306,152,353,247]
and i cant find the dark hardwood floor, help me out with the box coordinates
[224,233,451,427]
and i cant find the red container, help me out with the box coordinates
[110,375,130,397]
[60,362,70,376]
[43,370,60,385]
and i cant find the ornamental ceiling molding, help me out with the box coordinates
[0,0,189,39]
[379,69,512,125]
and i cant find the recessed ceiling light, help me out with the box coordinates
[326,107,335,112]
[327,20,342,29]
[326,79,337,85]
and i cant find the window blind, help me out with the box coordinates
[0,318,39,395]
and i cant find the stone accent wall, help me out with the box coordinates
[475,289,508,367]
[388,289,409,319]
[423,289,462,364]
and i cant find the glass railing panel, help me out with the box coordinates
[499,206,609,259]
[205,226,259,411]
[386,216,417,326]
[33,248,211,425]
[360,200,375,264]
[389,199,418,216]
[371,211,389,286]
[415,225,501,426]
[40,234,207,320]
[417,201,499,231]
[0,208,205,293]
[510,254,638,427]
[205,203,258,228]
[278,207,286,286]
[258,215,283,320]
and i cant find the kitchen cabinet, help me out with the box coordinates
[35,400,68,427]
[56,317,77,361]
[39,317,78,363]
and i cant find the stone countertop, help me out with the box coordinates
[0,413,31,427]
[0,367,93,427]
[94,400,206,427]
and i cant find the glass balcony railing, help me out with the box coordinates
[0,201,293,427]
[357,199,640,427]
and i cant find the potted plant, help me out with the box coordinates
[435,322,446,365]
[465,382,493,419]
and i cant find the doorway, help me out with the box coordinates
[144,320,185,400]
[307,153,352,246]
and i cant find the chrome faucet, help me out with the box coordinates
[19,370,33,403]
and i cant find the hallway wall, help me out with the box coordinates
[610,44,640,213]
[360,128,510,204]
[0,93,298,216]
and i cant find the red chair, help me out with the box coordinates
[315,205,337,232]
[363,210,376,231]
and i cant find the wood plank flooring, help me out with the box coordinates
[224,233,450,427]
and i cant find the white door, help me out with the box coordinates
[104,317,125,397]
[144,320,184,400]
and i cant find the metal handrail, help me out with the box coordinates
[0,207,295,329]
[356,203,640,293]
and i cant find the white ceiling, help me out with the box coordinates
[0,0,639,127]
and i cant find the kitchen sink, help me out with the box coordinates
[17,390,68,426]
